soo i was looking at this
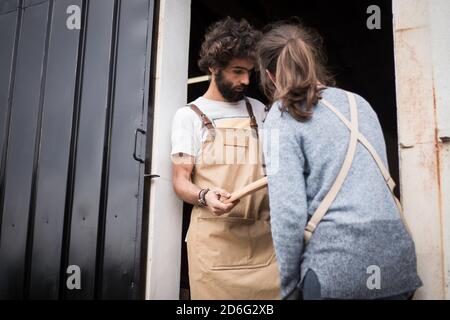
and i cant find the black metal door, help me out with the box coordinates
[0,0,154,299]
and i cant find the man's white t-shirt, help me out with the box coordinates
[171,96,267,159]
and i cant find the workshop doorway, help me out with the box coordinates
[181,0,398,299]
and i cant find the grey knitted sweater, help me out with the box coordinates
[263,87,422,299]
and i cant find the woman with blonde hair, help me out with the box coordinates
[257,22,422,300]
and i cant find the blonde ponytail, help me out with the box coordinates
[257,23,334,121]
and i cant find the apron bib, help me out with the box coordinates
[186,98,280,300]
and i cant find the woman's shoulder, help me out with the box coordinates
[321,86,371,108]
[264,101,283,126]
[264,87,375,127]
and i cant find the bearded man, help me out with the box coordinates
[171,17,280,300]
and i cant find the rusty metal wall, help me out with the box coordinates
[393,0,450,299]
[0,0,154,299]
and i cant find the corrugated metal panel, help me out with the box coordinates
[0,0,51,299]
[0,0,154,299]
[0,0,19,14]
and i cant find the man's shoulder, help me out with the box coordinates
[173,104,202,124]
[246,97,267,110]
[245,97,268,121]
[185,97,212,114]
[175,105,194,115]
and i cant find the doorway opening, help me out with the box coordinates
[181,0,398,299]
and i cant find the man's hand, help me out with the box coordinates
[205,187,240,216]
[172,154,239,215]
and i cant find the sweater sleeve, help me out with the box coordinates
[263,110,308,299]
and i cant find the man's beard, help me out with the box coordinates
[215,71,248,102]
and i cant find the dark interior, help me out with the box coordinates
[181,0,398,299]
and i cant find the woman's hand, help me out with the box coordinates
[205,187,240,216]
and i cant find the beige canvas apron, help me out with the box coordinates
[186,98,280,300]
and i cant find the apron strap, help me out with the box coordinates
[304,92,359,243]
[191,99,259,136]
[244,97,259,137]
[190,104,214,130]
[319,97,411,236]
[320,99,396,192]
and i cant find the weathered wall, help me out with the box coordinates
[393,0,450,299]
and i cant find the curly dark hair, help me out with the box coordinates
[198,17,262,74]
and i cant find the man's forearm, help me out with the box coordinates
[173,176,201,205]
